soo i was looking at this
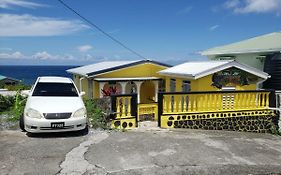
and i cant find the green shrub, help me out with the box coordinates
[4,84,31,91]
[0,92,27,121]
[0,95,15,112]
[270,125,281,136]
[84,99,110,129]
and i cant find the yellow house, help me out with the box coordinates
[67,59,270,117]
[67,59,277,132]
[68,59,269,100]
[67,59,170,104]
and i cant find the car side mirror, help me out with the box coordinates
[79,91,86,96]
[21,90,31,96]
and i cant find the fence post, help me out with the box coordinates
[131,93,138,127]
[269,90,276,108]
[275,91,281,133]
[158,92,163,127]
[110,95,116,120]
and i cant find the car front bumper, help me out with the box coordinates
[24,116,87,133]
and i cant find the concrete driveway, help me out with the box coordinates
[0,129,281,175]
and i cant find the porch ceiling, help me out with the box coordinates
[94,77,162,82]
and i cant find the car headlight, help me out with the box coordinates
[25,108,42,119]
[73,108,86,118]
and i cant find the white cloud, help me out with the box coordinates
[224,0,240,8]
[32,51,56,60]
[77,45,93,52]
[0,50,115,62]
[0,51,75,60]
[83,54,93,60]
[32,51,75,60]
[0,0,45,9]
[82,54,109,61]
[177,6,193,15]
[63,54,75,60]
[0,51,27,59]
[209,25,220,31]
[224,0,281,14]
[0,14,88,37]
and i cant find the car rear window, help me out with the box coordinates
[32,82,79,97]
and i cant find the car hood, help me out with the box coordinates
[25,97,85,113]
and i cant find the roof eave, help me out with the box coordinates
[66,70,88,77]
[158,72,195,79]
[201,48,281,56]
[87,60,171,77]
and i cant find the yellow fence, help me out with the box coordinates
[161,91,270,114]
[115,96,132,118]
[111,94,137,129]
[138,103,158,121]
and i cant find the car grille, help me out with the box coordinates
[43,113,72,119]
[40,125,74,130]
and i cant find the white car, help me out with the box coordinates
[20,76,88,133]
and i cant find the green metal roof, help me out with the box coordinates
[0,75,20,82]
[201,31,281,56]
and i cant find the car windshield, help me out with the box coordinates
[32,82,79,97]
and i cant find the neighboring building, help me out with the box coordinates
[201,31,281,90]
[0,75,20,86]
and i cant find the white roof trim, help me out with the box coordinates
[88,62,168,78]
[159,61,269,80]
[158,72,195,79]
[66,60,139,77]
[67,60,170,77]
[94,77,161,81]
[201,48,281,56]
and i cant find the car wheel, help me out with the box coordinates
[19,115,26,132]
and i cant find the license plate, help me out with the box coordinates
[51,122,64,128]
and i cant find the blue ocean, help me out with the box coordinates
[0,65,78,85]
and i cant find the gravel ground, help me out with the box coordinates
[1,129,281,175]
[0,114,19,131]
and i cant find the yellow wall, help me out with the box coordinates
[96,63,166,78]
[164,74,257,92]
[140,81,155,103]
[73,75,89,99]
[165,77,170,92]
[73,75,79,88]
[193,75,256,91]
[72,63,168,99]
[93,81,99,98]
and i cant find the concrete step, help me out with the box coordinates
[138,121,158,128]
[132,121,168,132]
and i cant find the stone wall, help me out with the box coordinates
[161,110,278,133]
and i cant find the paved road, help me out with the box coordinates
[0,129,281,175]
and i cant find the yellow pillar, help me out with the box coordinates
[176,79,182,92]
[165,77,170,92]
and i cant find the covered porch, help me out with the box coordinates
[96,77,161,122]
[95,77,161,104]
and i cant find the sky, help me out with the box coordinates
[0,0,281,65]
